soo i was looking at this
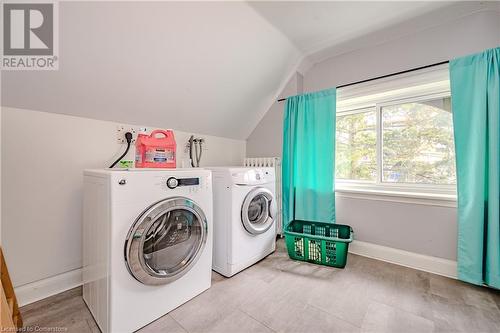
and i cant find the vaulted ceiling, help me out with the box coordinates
[2,1,493,140]
[248,1,452,56]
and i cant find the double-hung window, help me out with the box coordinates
[335,65,456,201]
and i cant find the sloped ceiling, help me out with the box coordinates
[2,1,494,140]
[1,1,301,139]
[248,1,453,55]
[249,1,499,64]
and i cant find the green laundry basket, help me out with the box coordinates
[284,220,354,268]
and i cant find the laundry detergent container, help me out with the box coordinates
[284,221,353,268]
[135,130,176,168]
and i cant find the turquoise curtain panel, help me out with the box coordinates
[450,47,500,288]
[282,88,336,226]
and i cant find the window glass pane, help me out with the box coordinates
[381,97,456,184]
[336,110,377,181]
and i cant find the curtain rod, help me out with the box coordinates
[277,60,449,102]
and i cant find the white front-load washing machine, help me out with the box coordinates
[208,167,277,277]
[82,169,212,333]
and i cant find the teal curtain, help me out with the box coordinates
[450,47,500,288]
[282,88,336,227]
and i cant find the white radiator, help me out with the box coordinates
[244,157,283,236]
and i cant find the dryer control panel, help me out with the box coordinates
[232,169,270,185]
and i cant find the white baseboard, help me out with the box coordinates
[15,268,83,307]
[349,240,457,279]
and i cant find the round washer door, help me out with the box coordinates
[241,187,277,235]
[125,197,208,285]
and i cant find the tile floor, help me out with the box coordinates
[21,240,500,333]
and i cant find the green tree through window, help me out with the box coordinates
[335,96,456,185]
[382,97,455,184]
[336,110,376,181]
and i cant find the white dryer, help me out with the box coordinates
[83,169,212,333]
[208,167,277,277]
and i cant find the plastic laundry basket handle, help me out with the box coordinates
[150,129,171,139]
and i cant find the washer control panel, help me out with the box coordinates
[166,177,200,189]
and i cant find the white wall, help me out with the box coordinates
[336,196,457,260]
[245,10,500,261]
[1,107,245,288]
[246,73,302,157]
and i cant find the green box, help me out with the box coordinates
[118,160,134,168]
[284,220,353,268]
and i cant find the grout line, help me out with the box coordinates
[168,314,190,333]
[306,302,363,329]
[238,309,278,333]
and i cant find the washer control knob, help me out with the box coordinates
[166,177,178,189]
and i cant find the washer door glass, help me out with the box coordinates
[125,197,207,285]
[241,187,276,235]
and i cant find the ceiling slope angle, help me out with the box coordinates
[1,1,302,140]
[249,1,462,57]
[243,0,500,128]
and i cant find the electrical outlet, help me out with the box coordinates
[116,125,147,144]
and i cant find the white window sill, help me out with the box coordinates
[335,186,457,207]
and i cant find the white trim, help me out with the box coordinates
[336,64,450,112]
[349,240,457,279]
[335,188,456,208]
[336,179,456,197]
[14,268,83,307]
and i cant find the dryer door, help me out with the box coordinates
[241,187,277,235]
[125,197,208,285]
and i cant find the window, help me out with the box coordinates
[335,65,456,198]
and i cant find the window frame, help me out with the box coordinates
[335,68,457,203]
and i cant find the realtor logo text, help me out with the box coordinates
[2,1,58,70]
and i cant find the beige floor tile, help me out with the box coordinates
[361,300,434,333]
[430,274,500,311]
[207,309,274,333]
[139,314,188,332]
[169,287,236,333]
[430,294,500,332]
[241,292,359,333]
